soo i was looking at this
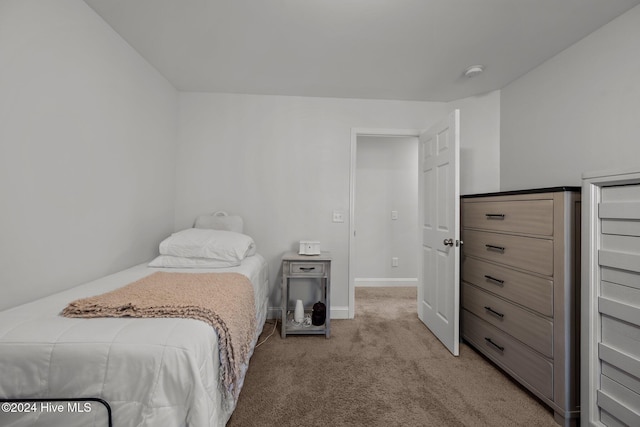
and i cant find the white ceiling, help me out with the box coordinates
[84,0,640,102]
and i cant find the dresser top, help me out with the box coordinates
[461,186,581,199]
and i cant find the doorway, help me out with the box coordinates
[349,128,421,318]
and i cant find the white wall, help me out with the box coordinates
[176,93,447,316]
[500,5,640,190]
[0,0,178,310]
[175,92,500,316]
[448,91,501,195]
[354,136,418,285]
[0,1,501,313]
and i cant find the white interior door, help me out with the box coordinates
[417,110,460,356]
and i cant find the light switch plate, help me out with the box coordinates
[332,210,344,223]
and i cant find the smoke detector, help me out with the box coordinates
[464,65,485,78]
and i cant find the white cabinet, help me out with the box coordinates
[582,169,640,426]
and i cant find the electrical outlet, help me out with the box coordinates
[391,210,398,220]
[392,257,399,267]
[332,210,344,223]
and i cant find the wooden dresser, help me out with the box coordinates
[461,188,581,426]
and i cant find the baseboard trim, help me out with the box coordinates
[330,306,349,319]
[355,278,418,287]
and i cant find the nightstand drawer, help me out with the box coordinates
[289,262,325,276]
[462,229,553,276]
[462,199,554,236]
[462,257,553,317]
[462,310,553,400]
[462,283,553,358]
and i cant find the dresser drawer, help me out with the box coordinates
[462,257,553,317]
[462,310,553,400]
[462,229,553,276]
[288,262,325,276]
[463,199,554,236]
[462,283,553,357]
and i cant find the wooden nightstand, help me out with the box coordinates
[280,251,331,338]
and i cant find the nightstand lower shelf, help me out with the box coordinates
[284,310,327,335]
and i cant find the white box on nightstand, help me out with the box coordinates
[298,240,320,255]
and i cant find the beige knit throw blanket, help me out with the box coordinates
[61,271,256,401]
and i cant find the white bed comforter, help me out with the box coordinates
[0,255,269,427]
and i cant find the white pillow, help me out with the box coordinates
[148,255,240,268]
[158,228,256,261]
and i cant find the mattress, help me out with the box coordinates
[0,254,269,427]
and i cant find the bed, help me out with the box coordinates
[0,214,269,427]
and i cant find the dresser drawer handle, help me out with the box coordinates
[485,244,505,253]
[485,213,505,219]
[484,275,504,285]
[299,267,316,272]
[484,337,505,352]
[484,306,504,318]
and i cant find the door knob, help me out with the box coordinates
[443,238,454,246]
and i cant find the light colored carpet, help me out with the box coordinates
[228,287,558,426]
